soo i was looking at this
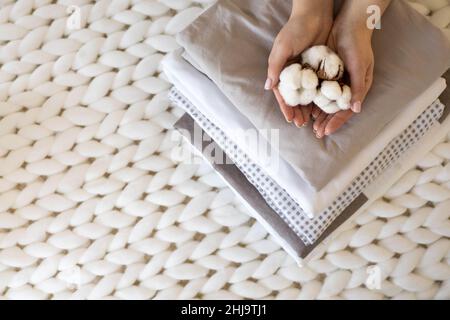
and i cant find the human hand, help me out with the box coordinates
[266,0,333,127]
[313,0,391,138]
[313,22,374,138]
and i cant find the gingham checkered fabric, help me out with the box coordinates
[169,88,445,244]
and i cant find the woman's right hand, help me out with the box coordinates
[266,1,333,127]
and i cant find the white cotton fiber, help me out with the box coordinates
[278,83,302,106]
[277,46,352,113]
[301,68,319,90]
[279,64,303,90]
[298,88,317,105]
[321,102,341,114]
[320,81,342,101]
[301,45,344,80]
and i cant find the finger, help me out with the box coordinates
[293,107,305,128]
[273,87,294,123]
[301,104,312,125]
[347,64,367,114]
[312,106,322,120]
[350,65,374,114]
[313,112,328,134]
[364,64,374,98]
[324,110,354,136]
[266,42,292,90]
[317,114,333,139]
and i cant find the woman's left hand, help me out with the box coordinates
[313,18,375,138]
[313,0,392,138]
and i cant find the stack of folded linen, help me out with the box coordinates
[163,0,450,263]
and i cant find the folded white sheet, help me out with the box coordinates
[163,51,447,216]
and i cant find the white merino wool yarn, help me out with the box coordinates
[278,45,352,113]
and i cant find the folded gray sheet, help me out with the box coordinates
[178,0,450,191]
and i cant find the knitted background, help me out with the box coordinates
[0,0,449,300]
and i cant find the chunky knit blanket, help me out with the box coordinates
[0,0,449,300]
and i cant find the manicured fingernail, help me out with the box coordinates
[353,101,362,113]
[264,78,272,90]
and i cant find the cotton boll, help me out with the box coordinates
[279,45,351,113]
[279,63,303,89]
[337,98,351,110]
[340,85,351,102]
[302,45,344,80]
[320,81,342,101]
[298,88,317,105]
[313,91,331,108]
[317,54,344,80]
[301,68,319,90]
[278,83,301,106]
[301,45,329,70]
[321,102,341,114]
[337,85,352,110]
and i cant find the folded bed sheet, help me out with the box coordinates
[169,87,446,246]
[163,51,448,217]
[177,0,450,195]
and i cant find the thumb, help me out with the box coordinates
[266,43,292,90]
[348,66,367,113]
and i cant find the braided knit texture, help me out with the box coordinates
[0,0,449,300]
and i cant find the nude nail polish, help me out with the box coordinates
[264,78,272,90]
[353,101,362,113]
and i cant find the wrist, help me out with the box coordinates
[336,0,391,34]
[334,14,374,39]
[291,0,333,20]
